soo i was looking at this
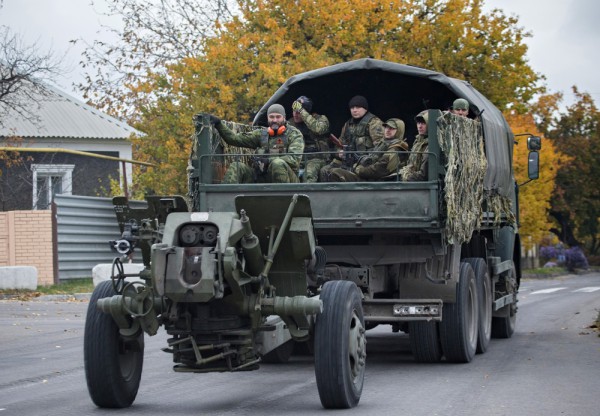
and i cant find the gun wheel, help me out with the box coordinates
[84,281,144,408]
[314,280,366,409]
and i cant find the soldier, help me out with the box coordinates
[319,95,384,181]
[401,110,429,182]
[287,96,331,183]
[451,98,470,117]
[208,104,304,183]
[328,118,409,182]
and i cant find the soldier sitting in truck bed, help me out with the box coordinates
[400,110,429,182]
[319,95,383,181]
[208,104,304,183]
[327,118,409,182]
[287,96,331,183]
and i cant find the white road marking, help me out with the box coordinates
[572,287,600,293]
[530,287,567,295]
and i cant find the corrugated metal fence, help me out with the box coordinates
[54,194,145,280]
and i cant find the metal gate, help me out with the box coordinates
[54,194,145,280]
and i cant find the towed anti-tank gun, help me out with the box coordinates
[84,193,366,409]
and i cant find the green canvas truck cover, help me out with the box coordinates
[253,58,514,199]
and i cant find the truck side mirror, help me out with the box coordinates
[527,135,541,151]
[528,151,539,180]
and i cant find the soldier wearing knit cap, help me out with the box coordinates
[451,98,470,117]
[206,104,304,183]
[328,117,409,182]
[319,95,383,181]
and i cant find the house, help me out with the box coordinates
[0,82,141,211]
[0,82,143,286]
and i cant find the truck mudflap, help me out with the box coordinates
[362,299,443,322]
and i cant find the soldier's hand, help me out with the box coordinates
[292,100,303,113]
[208,114,221,126]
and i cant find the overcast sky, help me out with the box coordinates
[1,0,599,108]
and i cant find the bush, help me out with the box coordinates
[540,246,559,261]
[564,247,589,271]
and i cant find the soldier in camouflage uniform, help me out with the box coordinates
[208,104,304,183]
[287,96,330,182]
[328,118,409,182]
[451,98,470,117]
[401,110,429,182]
[319,95,384,181]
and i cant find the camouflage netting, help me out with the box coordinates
[190,117,259,184]
[437,113,487,245]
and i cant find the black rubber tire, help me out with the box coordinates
[261,340,295,363]
[84,281,144,408]
[314,280,366,409]
[492,304,516,338]
[408,321,443,363]
[464,258,492,354]
[491,268,517,339]
[440,262,479,363]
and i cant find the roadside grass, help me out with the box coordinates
[522,266,566,276]
[0,278,94,300]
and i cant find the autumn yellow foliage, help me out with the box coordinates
[123,0,543,200]
[504,111,567,250]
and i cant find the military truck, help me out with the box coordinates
[84,59,540,410]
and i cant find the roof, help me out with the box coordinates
[0,82,141,140]
[254,58,514,197]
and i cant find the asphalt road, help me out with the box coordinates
[0,273,598,416]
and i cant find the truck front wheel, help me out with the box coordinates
[440,262,479,363]
[84,281,144,408]
[314,280,366,409]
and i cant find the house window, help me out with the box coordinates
[31,164,74,210]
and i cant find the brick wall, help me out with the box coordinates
[0,210,55,286]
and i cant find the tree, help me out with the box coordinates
[533,89,600,254]
[504,109,566,250]
[100,0,543,196]
[0,25,64,127]
[76,0,236,118]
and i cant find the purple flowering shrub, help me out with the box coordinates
[565,247,589,271]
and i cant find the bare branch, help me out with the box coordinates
[0,25,65,127]
[76,0,237,119]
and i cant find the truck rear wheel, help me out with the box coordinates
[464,258,492,354]
[84,281,144,408]
[492,305,516,338]
[409,321,442,363]
[314,280,366,409]
[440,262,478,363]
